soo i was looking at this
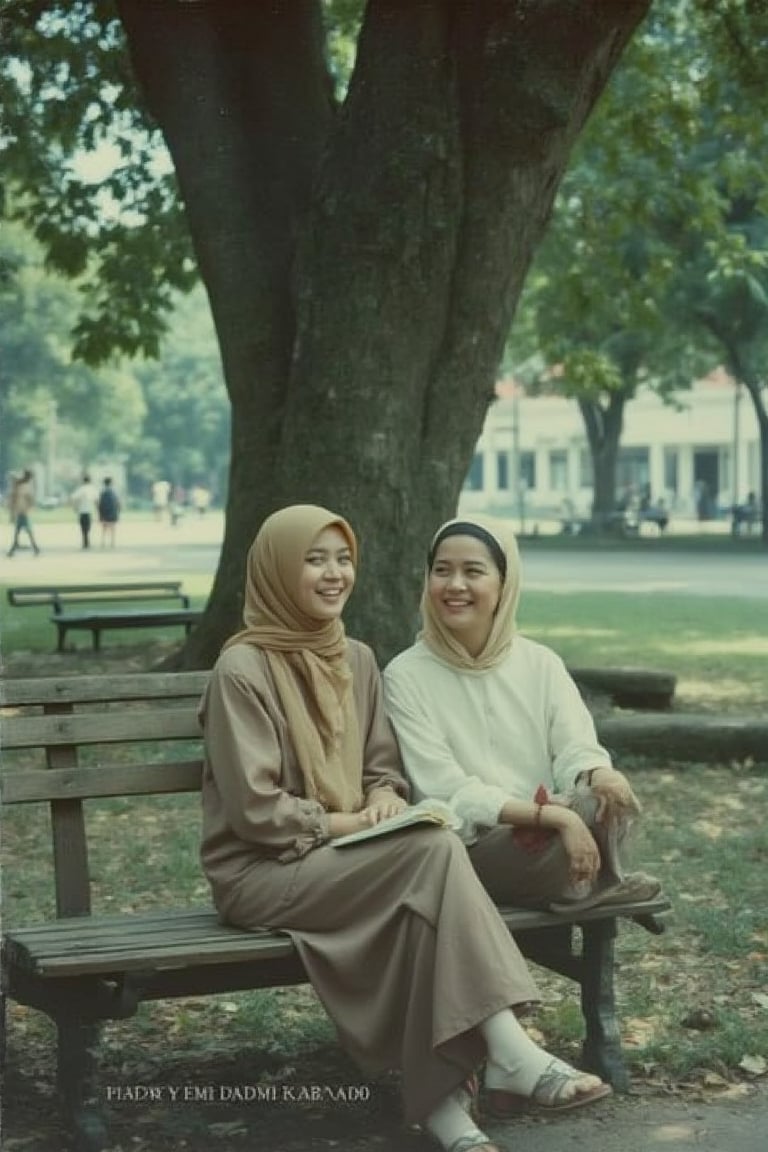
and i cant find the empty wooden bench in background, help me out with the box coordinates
[0,672,670,1152]
[6,582,203,651]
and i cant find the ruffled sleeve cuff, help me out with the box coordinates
[276,804,331,863]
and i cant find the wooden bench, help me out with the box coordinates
[0,672,670,1152]
[6,582,203,651]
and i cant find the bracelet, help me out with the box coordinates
[583,768,604,787]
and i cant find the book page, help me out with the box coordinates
[332,799,460,848]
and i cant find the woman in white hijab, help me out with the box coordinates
[383,515,660,915]
[200,506,611,1152]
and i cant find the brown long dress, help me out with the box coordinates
[200,638,540,1124]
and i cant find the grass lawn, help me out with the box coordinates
[1,586,767,1149]
[520,590,767,713]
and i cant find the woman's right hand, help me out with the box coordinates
[328,810,376,839]
[549,807,600,886]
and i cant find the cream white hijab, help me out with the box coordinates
[223,504,362,813]
[419,514,522,671]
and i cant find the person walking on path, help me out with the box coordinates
[97,477,120,548]
[70,472,99,549]
[151,478,171,522]
[6,469,40,557]
[199,504,610,1152]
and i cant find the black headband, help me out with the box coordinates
[427,521,507,582]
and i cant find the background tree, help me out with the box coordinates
[0,218,229,500]
[1,0,650,664]
[0,218,146,487]
[130,287,230,503]
[505,0,767,534]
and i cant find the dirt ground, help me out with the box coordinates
[3,1036,768,1152]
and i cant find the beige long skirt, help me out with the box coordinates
[219,826,540,1123]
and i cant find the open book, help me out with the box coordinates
[332,799,461,848]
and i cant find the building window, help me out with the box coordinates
[464,453,484,491]
[497,451,509,490]
[663,448,679,496]
[520,451,536,491]
[549,450,568,492]
[617,447,650,490]
[579,449,592,488]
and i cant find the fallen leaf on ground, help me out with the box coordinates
[738,1054,767,1076]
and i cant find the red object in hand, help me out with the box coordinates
[512,784,555,853]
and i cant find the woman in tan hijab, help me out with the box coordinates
[383,515,661,916]
[200,505,611,1152]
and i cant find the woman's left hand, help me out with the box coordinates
[364,788,408,824]
[588,767,641,822]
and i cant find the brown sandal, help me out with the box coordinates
[486,1058,612,1118]
[447,1138,500,1152]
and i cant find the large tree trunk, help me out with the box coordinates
[737,369,768,546]
[119,0,650,667]
[578,390,628,527]
[696,315,768,546]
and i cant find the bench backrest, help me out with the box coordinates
[1,672,210,918]
[7,583,188,610]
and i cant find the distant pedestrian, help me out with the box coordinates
[151,478,171,522]
[169,485,186,526]
[70,472,99,549]
[97,477,121,548]
[191,484,211,517]
[695,480,712,521]
[6,469,40,557]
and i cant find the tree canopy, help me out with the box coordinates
[2,0,653,663]
[505,0,768,531]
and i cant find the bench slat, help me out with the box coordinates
[0,672,209,707]
[54,610,202,627]
[7,582,184,607]
[3,709,202,750]
[5,909,294,975]
[2,759,204,804]
[5,898,671,978]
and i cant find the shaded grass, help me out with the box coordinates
[3,763,767,1090]
[2,588,767,1120]
[520,591,767,712]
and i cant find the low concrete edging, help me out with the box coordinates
[570,666,676,710]
[596,712,768,763]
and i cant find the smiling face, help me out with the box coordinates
[427,534,503,656]
[295,525,356,621]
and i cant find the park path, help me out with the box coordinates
[3,511,767,598]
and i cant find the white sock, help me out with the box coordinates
[425,1091,486,1150]
[479,1008,553,1096]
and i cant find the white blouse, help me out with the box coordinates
[383,636,612,843]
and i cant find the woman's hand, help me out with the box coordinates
[547,807,601,887]
[586,767,641,823]
[328,810,374,838]
[364,788,408,824]
[327,791,406,838]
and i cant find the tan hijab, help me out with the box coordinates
[419,514,522,671]
[223,504,363,813]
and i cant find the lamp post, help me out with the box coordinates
[46,399,58,501]
[732,382,742,507]
[511,386,526,533]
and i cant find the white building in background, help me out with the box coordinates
[458,368,761,523]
